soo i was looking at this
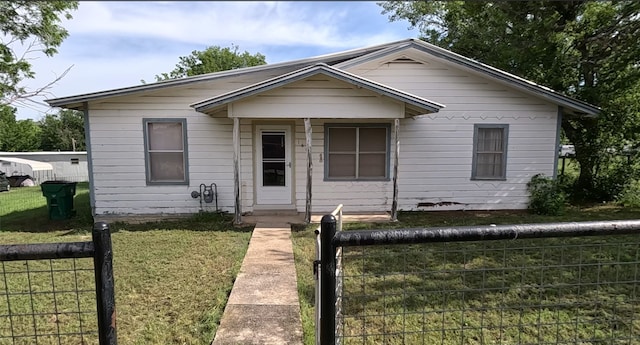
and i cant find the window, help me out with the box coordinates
[325,124,389,180]
[70,158,79,165]
[472,124,508,180]
[143,119,188,185]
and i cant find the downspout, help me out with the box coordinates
[553,107,563,179]
[82,102,96,218]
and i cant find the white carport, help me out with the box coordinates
[0,157,54,185]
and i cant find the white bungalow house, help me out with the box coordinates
[46,39,599,223]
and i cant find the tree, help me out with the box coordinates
[0,105,13,149]
[0,104,41,151]
[39,109,85,151]
[153,44,266,81]
[380,1,640,201]
[0,1,78,106]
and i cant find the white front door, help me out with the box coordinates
[255,125,292,205]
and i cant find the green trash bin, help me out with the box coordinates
[41,181,77,220]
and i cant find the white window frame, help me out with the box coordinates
[471,124,509,180]
[143,118,189,185]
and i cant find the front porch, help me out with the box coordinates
[189,63,445,224]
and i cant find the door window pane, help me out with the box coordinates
[262,133,285,159]
[263,162,286,186]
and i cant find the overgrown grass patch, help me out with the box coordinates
[292,206,640,344]
[1,214,252,344]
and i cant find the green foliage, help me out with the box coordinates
[527,174,566,215]
[380,1,640,202]
[0,1,78,103]
[39,109,85,151]
[0,106,84,152]
[616,179,640,208]
[0,104,41,151]
[153,44,266,82]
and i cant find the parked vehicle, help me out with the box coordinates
[0,172,9,192]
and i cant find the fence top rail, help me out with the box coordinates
[332,219,640,247]
[0,241,95,261]
[331,204,343,217]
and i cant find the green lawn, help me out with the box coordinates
[292,206,640,344]
[1,185,253,344]
[0,182,93,232]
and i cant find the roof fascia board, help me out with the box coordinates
[336,40,600,116]
[409,42,600,116]
[46,39,413,108]
[191,64,444,114]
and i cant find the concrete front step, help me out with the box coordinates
[249,209,301,216]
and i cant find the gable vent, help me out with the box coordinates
[388,57,423,64]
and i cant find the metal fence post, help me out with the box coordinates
[320,214,336,345]
[92,222,117,345]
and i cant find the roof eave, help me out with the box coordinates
[46,39,415,108]
[191,64,444,115]
[337,39,600,117]
[408,41,601,116]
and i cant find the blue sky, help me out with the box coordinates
[15,1,418,120]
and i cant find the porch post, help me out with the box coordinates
[391,118,400,221]
[304,118,313,223]
[233,117,242,224]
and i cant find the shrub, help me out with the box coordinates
[527,174,566,215]
[616,179,640,208]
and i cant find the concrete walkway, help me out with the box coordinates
[212,212,390,344]
[212,223,303,345]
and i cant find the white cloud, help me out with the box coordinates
[13,1,417,120]
[66,1,403,50]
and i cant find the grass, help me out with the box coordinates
[1,186,253,344]
[292,206,640,344]
[0,182,93,232]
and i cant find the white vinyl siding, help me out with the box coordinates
[472,124,508,180]
[230,77,404,119]
[346,50,558,211]
[85,47,564,216]
[143,119,188,185]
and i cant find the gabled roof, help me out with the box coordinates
[46,38,600,116]
[335,40,600,116]
[190,63,444,115]
[45,39,414,109]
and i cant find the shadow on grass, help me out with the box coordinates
[107,212,254,233]
[1,189,253,234]
[0,192,94,233]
